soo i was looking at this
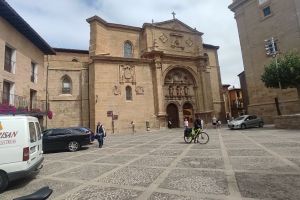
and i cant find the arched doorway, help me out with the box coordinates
[167,103,179,128]
[183,103,194,124]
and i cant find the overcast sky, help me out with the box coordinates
[7,0,244,87]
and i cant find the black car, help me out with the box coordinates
[69,127,95,142]
[42,128,91,152]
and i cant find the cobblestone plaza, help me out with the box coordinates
[1,127,300,200]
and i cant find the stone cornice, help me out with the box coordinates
[162,53,207,62]
[90,55,151,64]
[228,0,249,12]
[143,23,203,36]
[141,50,207,62]
[86,15,141,32]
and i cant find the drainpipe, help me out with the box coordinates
[45,55,49,129]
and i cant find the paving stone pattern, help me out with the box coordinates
[1,127,300,200]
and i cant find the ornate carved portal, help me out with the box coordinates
[164,68,196,126]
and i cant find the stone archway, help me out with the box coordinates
[183,102,194,124]
[166,103,179,128]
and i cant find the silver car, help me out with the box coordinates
[228,115,264,129]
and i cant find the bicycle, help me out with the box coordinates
[184,128,209,144]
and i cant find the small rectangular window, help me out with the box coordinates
[263,6,271,17]
[4,46,15,72]
[31,62,37,83]
[29,122,37,143]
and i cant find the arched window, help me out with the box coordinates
[124,41,133,58]
[62,75,72,94]
[125,86,132,100]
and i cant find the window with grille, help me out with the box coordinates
[62,75,72,94]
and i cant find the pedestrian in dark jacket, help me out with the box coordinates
[95,122,105,148]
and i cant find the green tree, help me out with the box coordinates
[261,52,300,99]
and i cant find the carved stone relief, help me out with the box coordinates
[135,86,144,95]
[159,33,168,43]
[185,38,193,47]
[170,33,184,50]
[164,68,195,103]
[113,85,121,95]
[119,65,136,84]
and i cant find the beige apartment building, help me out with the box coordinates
[229,0,300,123]
[0,0,55,127]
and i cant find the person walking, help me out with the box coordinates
[212,116,217,129]
[130,121,135,134]
[95,122,106,148]
[184,118,189,129]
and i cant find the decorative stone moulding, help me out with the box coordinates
[135,86,144,95]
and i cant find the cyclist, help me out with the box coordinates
[193,116,202,143]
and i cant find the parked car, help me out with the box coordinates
[228,115,264,130]
[42,128,91,152]
[69,127,95,142]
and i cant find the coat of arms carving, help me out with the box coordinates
[119,65,136,84]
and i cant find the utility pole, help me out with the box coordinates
[264,37,281,115]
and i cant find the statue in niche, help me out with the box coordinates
[169,86,174,97]
[176,86,181,96]
[180,86,184,96]
[184,86,189,96]
[172,86,177,96]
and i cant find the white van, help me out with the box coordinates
[0,116,44,191]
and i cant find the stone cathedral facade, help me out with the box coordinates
[47,16,225,134]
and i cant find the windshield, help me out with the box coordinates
[234,116,245,121]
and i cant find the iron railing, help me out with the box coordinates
[0,92,46,114]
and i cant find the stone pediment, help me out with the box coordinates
[153,19,202,35]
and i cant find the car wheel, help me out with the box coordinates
[0,171,8,192]
[68,141,80,152]
[241,124,246,129]
[259,122,264,128]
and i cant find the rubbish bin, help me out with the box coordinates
[146,121,150,131]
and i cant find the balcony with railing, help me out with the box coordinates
[0,92,47,115]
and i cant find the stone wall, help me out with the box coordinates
[248,99,300,124]
[274,114,300,129]
[46,51,89,129]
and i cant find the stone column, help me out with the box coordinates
[153,55,166,127]
[194,59,208,114]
